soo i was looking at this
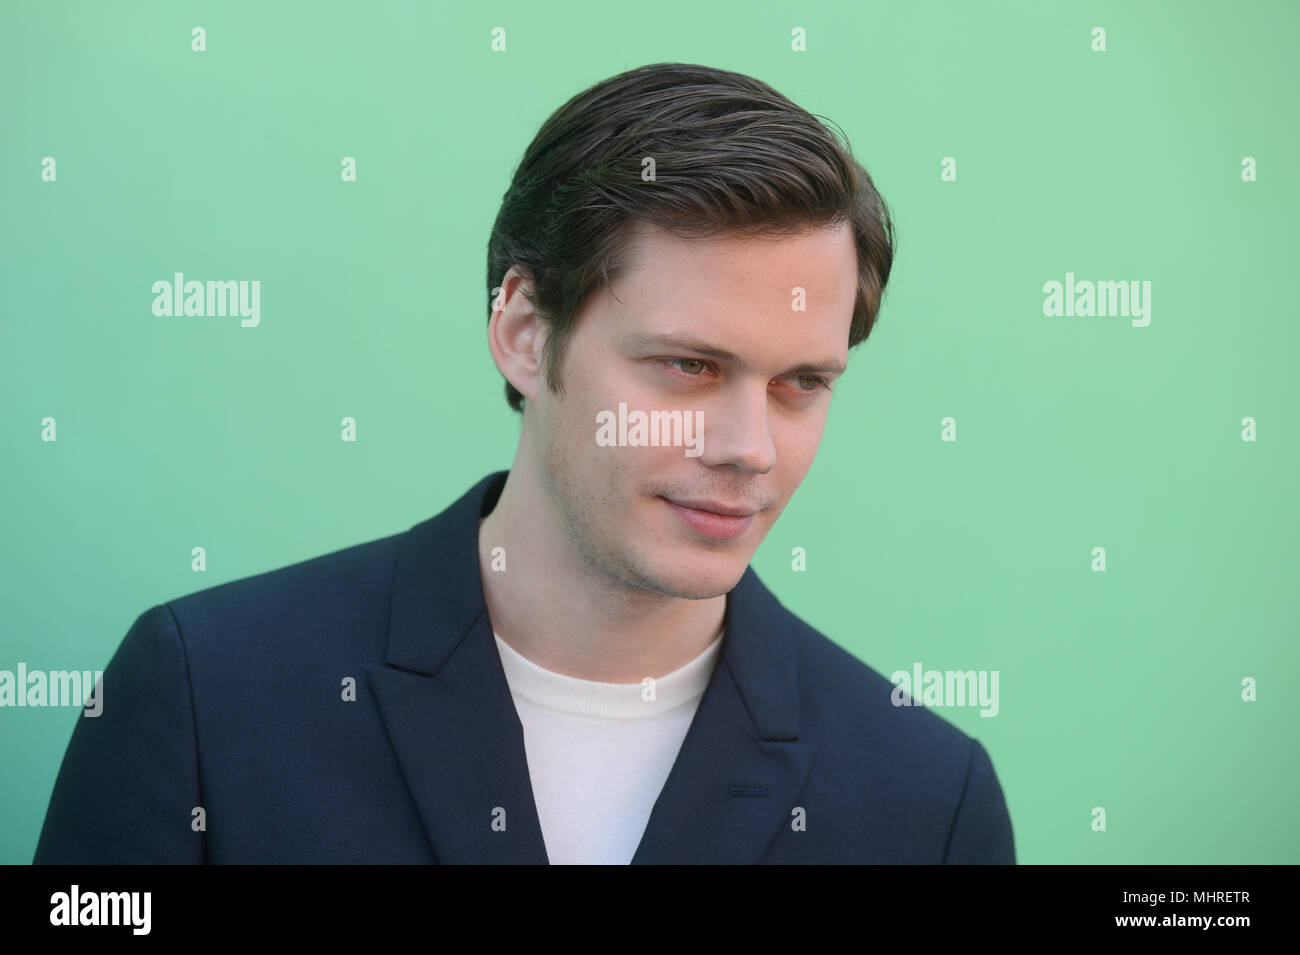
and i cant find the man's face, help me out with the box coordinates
[529,220,857,600]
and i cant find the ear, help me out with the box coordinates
[487,265,547,404]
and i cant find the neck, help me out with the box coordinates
[477,450,725,684]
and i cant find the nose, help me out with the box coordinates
[696,383,777,474]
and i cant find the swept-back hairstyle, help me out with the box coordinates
[486,62,896,412]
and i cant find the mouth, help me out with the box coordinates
[660,497,759,540]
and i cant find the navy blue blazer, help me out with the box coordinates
[35,470,1015,864]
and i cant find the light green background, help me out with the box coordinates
[2,0,1296,864]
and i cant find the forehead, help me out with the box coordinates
[594,220,857,355]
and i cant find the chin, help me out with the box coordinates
[644,560,747,600]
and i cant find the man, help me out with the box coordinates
[35,62,1014,864]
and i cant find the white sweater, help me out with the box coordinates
[493,629,724,864]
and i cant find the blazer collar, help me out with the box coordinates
[368,471,813,863]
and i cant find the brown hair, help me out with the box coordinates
[486,62,896,413]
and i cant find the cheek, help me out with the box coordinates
[556,393,598,456]
[772,421,809,460]
[774,426,823,484]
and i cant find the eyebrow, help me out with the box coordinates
[624,332,848,377]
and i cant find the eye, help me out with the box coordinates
[658,358,710,376]
[781,374,832,394]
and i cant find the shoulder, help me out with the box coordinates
[157,527,407,666]
[781,612,994,821]
[779,615,1015,862]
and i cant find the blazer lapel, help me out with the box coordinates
[631,566,815,864]
[368,472,549,864]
